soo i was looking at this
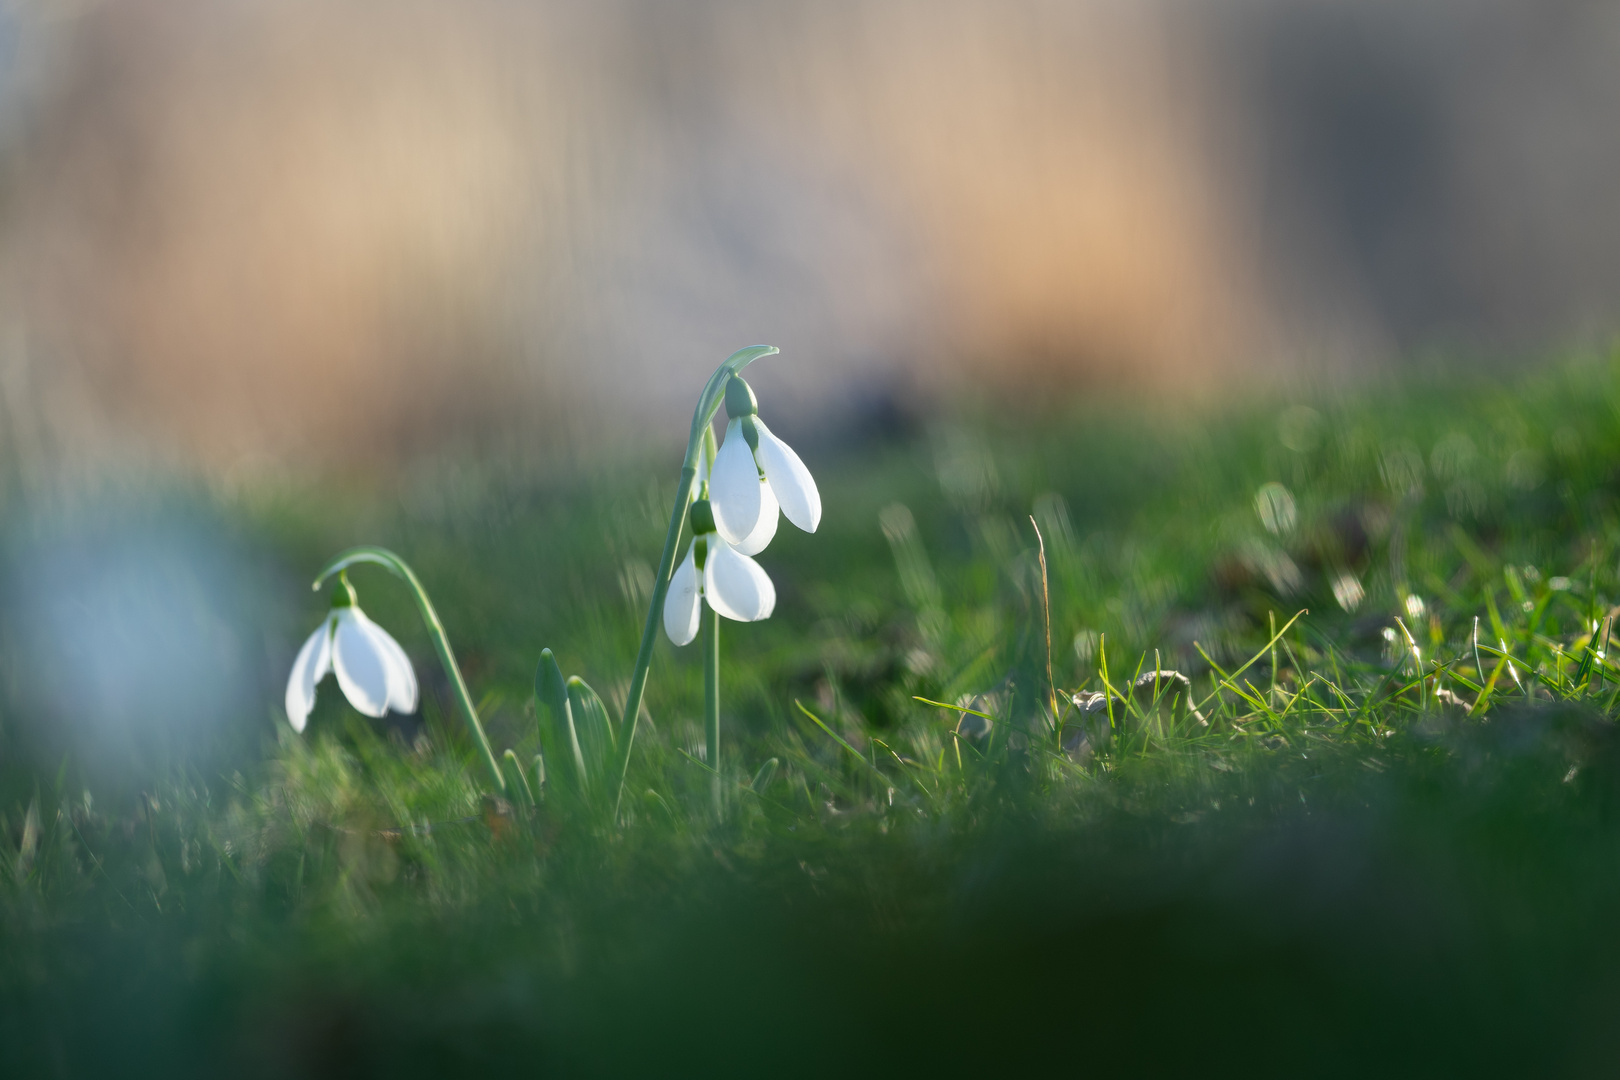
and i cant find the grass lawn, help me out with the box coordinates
[7,355,1620,1075]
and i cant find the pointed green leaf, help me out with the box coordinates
[535,649,588,793]
[501,749,535,808]
[567,676,616,781]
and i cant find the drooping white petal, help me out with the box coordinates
[284,620,333,733]
[710,418,763,545]
[732,478,779,556]
[364,612,419,714]
[754,420,820,533]
[703,541,777,622]
[331,607,393,717]
[663,543,703,646]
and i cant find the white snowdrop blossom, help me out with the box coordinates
[709,376,820,549]
[284,577,418,732]
[663,498,777,646]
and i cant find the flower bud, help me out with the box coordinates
[689,497,717,536]
[724,375,758,419]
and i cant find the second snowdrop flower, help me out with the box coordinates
[664,498,777,646]
[709,375,821,548]
[285,573,418,733]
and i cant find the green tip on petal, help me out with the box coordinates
[724,375,758,419]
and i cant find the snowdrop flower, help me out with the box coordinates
[284,575,418,732]
[709,375,820,549]
[663,498,776,646]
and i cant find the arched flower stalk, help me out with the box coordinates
[307,546,505,793]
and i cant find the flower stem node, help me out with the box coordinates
[284,578,418,734]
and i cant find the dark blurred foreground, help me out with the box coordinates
[7,709,1620,1077]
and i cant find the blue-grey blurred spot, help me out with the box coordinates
[0,504,276,786]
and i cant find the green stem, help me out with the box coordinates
[610,345,778,819]
[704,603,721,814]
[314,546,505,793]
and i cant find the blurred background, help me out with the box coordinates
[0,0,1617,473]
[11,12,1620,1065]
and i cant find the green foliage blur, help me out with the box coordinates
[7,355,1620,1075]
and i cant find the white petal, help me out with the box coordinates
[710,418,762,545]
[331,608,392,717]
[704,542,777,622]
[283,621,332,733]
[365,614,419,714]
[755,420,820,532]
[663,543,703,646]
[732,478,779,556]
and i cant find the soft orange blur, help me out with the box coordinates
[1,0,1616,468]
